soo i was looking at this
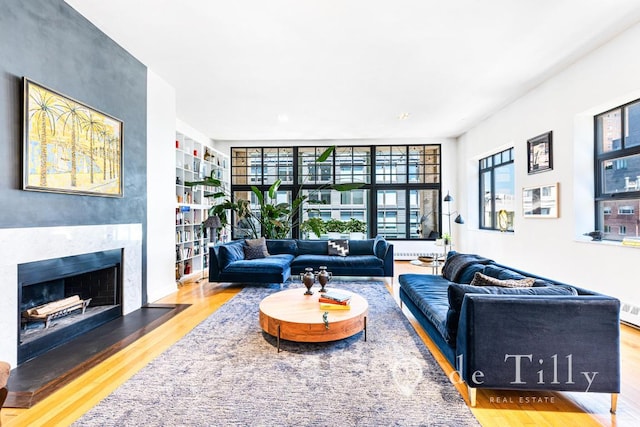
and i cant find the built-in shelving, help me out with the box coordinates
[175,132,229,283]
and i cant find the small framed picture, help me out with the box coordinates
[527,131,553,174]
[522,182,559,218]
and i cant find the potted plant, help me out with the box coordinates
[186,146,362,239]
[345,218,366,240]
[300,217,326,239]
[325,218,346,239]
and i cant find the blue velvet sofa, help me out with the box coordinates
[398,252,621,412]
[209,236,393,284]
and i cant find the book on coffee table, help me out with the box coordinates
[321,291,352,303]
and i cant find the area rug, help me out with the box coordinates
[74,281,479,426]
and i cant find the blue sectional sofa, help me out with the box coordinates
[398,252,621,412]
[209,236,393,284]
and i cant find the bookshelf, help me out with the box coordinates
[175,131,229,282]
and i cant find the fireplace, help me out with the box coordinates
[18,249,123,365]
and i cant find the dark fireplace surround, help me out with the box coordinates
[17,249,123,365]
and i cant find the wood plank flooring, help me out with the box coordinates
[1,262,638,426]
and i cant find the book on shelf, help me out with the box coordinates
[319,302,351,310]
[321,291,352,303]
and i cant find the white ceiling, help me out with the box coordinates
[65,0,640,141]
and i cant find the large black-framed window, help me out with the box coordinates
[230,145,441,240]
[595,99,640,241]
[479,147,515,231]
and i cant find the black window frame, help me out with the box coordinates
[594,98,640,240]
[230,145,441,240]
[478,147,515,231]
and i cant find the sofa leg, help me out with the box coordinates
[467,386,477,407]
[610,393,618,414]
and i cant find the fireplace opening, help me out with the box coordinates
[18,249,123,365]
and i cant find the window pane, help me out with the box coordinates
[335,146,371,184]
[377,190,406,239]
[299,147,333,184]
[411,189,440,239]
[495,163,515,230]
[601,153,640,193]
[480,170,492,228]
[599,199,640,241]
[596,109,622,154]
[263,147,293,185]
[376,146,406,183]
[625,101,640,148]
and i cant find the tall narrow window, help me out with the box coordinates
[479,148,515,231]
[595,99,640,241]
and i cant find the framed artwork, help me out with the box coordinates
[23,78,123,197]
[522,182,559,218]
[527,131,553,174]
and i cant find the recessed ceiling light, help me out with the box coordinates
[398,112,411,120]
[277,114,289,123]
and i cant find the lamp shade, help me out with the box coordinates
[443,191,453,202]
[203,215,222,229]
[454,214,464,224]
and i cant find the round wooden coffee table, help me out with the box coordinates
[259,288,368,352]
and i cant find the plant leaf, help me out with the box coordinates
[315,146,335,163]
[251,186,264,205]
[268,179,281,199]
[332,183,364,192]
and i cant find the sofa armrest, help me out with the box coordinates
[382,243,394,277]
[456,295,620,393]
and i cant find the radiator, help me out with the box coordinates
[394,251,441,260]
[620,301,640,329]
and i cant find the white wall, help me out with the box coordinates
[146,70,179,303]
[456,22,640,306]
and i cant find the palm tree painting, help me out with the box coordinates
[24,79,123,197]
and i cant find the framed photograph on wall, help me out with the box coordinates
[23,78,123,197]
[527,131,553,174]
[522,182,559,218]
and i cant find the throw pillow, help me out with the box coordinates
[328,239,349,257]
[245,237,270,257]
[243,244,268,260]
[470,271,535,288]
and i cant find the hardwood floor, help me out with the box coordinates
[1,262,638,426]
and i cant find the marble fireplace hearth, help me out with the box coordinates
[0,224,143,368]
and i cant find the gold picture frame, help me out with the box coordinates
[23,78,123,197]
[522,182,559,218]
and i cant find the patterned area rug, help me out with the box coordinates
[74,281,478,426]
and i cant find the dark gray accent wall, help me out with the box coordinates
[0,0,149,303]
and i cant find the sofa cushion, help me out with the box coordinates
[296,239,328,255]
[218,241,245,268]
[457,263,486,284]
[373,235,387,259]
[328,239,349,256]
[224,254,295,275]
[291,254,382,270]
[441,253,492,282]
[399,274,454,344]
[348,239,375,255]
[470,271,535,288]
[445,283,579,344]
[266,239,297,255]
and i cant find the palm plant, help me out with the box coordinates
[29,86,62,187]
[185,146,362,239]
